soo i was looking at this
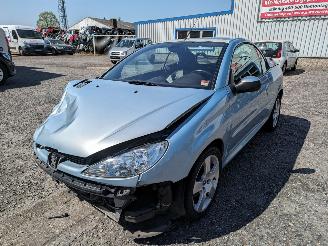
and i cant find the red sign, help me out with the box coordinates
[259,0,328,19]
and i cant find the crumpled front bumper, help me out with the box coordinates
[36,159,135,221]
[34,149,180,225]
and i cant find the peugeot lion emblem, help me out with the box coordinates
[48,152,61,169]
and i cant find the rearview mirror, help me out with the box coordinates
[235,76,261,93]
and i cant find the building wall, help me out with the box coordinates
[136,0,328,57]
[69,18,109,31]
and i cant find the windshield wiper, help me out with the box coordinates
[127,80,159,87]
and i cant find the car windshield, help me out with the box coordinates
[116,39,135,48]
[103,42,227,89]
[255,42,282,58]
[16,29,42,39]
[50,39,65,45]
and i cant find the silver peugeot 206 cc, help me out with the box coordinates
[33,38,283,235]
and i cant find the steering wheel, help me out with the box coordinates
[196,52,208,58]
[193,70,213,78]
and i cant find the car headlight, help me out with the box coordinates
[122,51,127,56]
[83,141,169,178]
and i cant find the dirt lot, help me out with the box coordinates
[0,55,327,245]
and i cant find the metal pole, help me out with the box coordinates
[93,35,96,56]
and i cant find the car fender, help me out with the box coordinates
[138,89,229,186]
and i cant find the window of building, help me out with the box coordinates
[176,29,215,40]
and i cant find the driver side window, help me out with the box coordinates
[12,30,18,40]
[231,44,264,84]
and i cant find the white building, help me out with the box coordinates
[135,0,328,57]
[69,17,134,31]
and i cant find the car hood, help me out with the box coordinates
[34,79,213,157]
[110,47,130,53]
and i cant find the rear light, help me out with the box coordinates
[276,49,282,58]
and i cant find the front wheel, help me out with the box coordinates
[264,96,281,132]
[184,147,221,220]
[291,60,297,71]
[19,47,25,56]
[0,63,9,85]
[282,62,287,75]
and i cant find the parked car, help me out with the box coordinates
[0,25,46,55]
[255,41,299,74]
[108,37,152,64]
[33,38,283,236]
[44,38,75,55]
[0,28,15,85]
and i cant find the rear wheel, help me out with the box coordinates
[0,63,9,85]
[184,147,221,220]
[19,47,25,56]
[291,60,297,71]
[264,96,281,132]
[282,62,287,74]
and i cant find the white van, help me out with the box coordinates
[0,25,46,55]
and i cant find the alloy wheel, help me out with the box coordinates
[282,64,287,74]
[192,155,220,213]
[0,67,4,82]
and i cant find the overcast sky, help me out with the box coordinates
[1,0,231,27]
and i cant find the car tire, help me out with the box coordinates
[19,47,25,56]
[112,61,118,65]
[184,146,222,220]
[0,63,9,85]
[291,60,297,71]
[264,96,282,132]
[282,62,287,75]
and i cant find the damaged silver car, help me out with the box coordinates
[33,38,283,236]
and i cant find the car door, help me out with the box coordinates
[226,43,268,154]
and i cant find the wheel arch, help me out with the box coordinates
[0,61,9,80]
[189,138,224,177]
[206,139,224,157]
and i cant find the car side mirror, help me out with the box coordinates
[234,76,261,93]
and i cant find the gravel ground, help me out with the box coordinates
[0,55,327,246]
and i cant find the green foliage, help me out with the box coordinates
[37,11,60,29]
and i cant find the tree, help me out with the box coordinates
[37,11,60,29]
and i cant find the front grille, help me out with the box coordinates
[111,52,121,56]
[36,144,90,165]
[30,44,44,49]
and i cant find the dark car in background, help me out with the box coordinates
[0,28,15,85]
[45,39,75,55]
